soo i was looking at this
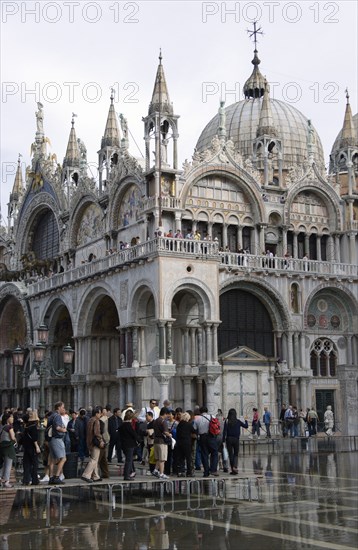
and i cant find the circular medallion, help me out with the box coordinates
[307,314,316,328]
[330,315,340,329]
[317,299,328,312]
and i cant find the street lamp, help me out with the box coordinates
[12,325,75,447]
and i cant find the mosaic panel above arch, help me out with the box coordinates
[76,203,104,246]
[306,293,351,331]
[118,184,143,228]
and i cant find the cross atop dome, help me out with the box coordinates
[246,21,263,50]
[244,22,266,99]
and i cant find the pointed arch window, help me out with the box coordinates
[310,339,338,377]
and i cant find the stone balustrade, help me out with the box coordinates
[23,238,357,296]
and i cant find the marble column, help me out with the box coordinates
[197,327,203,365]
[127,379,134,404]
[158,321,166,364]
[132,326,139,368]
[157,375,170,406]
[334,234,341,263]
[300,378,307,410]
[293,332,300,369]
[190,328,196,366]
[257,371,263,411]
[293,232,298,258]
[300,333,306,370]
[87,384,93,408]
[183,377,192,411]
[346,335,353,365]
[183,328,190,366]
[135,377,144,408]
[289,378,297,405]
[166,321,173,364]
[196,379,203,406]
[305,234,309,256]
[287,332,294,370]
[281,377,289,407]
[205,324,212,364]
[205,375,219,414]
[349,233,356,265]
[119,381,125,408]
[212,323,219,363]
[317,235,322,261]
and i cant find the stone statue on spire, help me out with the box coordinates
[36,102,44,134]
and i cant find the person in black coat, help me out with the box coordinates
[173,412,196,476]
[107,408,123,463]
[21,410,40,485]
[118,410,139,480]
[223,408,248,475]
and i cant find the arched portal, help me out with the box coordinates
[218,289,274,356]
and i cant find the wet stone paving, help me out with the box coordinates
[0,442,357,549]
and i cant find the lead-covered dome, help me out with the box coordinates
[196,98,325,169]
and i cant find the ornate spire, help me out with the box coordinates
[244,22,266,99]
[11,154,24,198]
[148,50,173,115]
[63,114,80,168]
[257,80,277,136]
[101,89,121,148]
[339,88,357,148]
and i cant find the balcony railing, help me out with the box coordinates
[24,238,357,296]
[219,252,358,278]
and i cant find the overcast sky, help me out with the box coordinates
[1,0,357,221]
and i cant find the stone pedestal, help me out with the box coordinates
[337,365,358,436]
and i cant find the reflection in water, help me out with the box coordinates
[1,452,357,550]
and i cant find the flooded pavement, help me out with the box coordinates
[0,450,357,549]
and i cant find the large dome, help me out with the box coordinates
[196,98,325,169]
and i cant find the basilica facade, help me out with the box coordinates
[0,48,357,434]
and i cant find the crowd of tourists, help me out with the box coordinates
[0,400,334,488]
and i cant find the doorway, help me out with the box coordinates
[315,389,335,432]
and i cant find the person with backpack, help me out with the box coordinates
[223,409,248,474]
[193,406,220,477]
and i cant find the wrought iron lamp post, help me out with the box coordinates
[12,324,75,446]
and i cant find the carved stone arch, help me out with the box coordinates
[40,297,74,356]
[109,179,143,230]
[0,283,33,349]
[212,212,225,224]
[303,284,358,332]
[182,209,194,220]
[69,194,101,249]
[163,278,217,322]
[128,280,158,325]
[227,214,240,224]
[220,276,291,332]
[182,165,264,223]
[268,210,282,226]
[284,181,342,231]
[15,192,60,258]
[197,210,209,221]
[76,282,120,337]
[40,295,74,341]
